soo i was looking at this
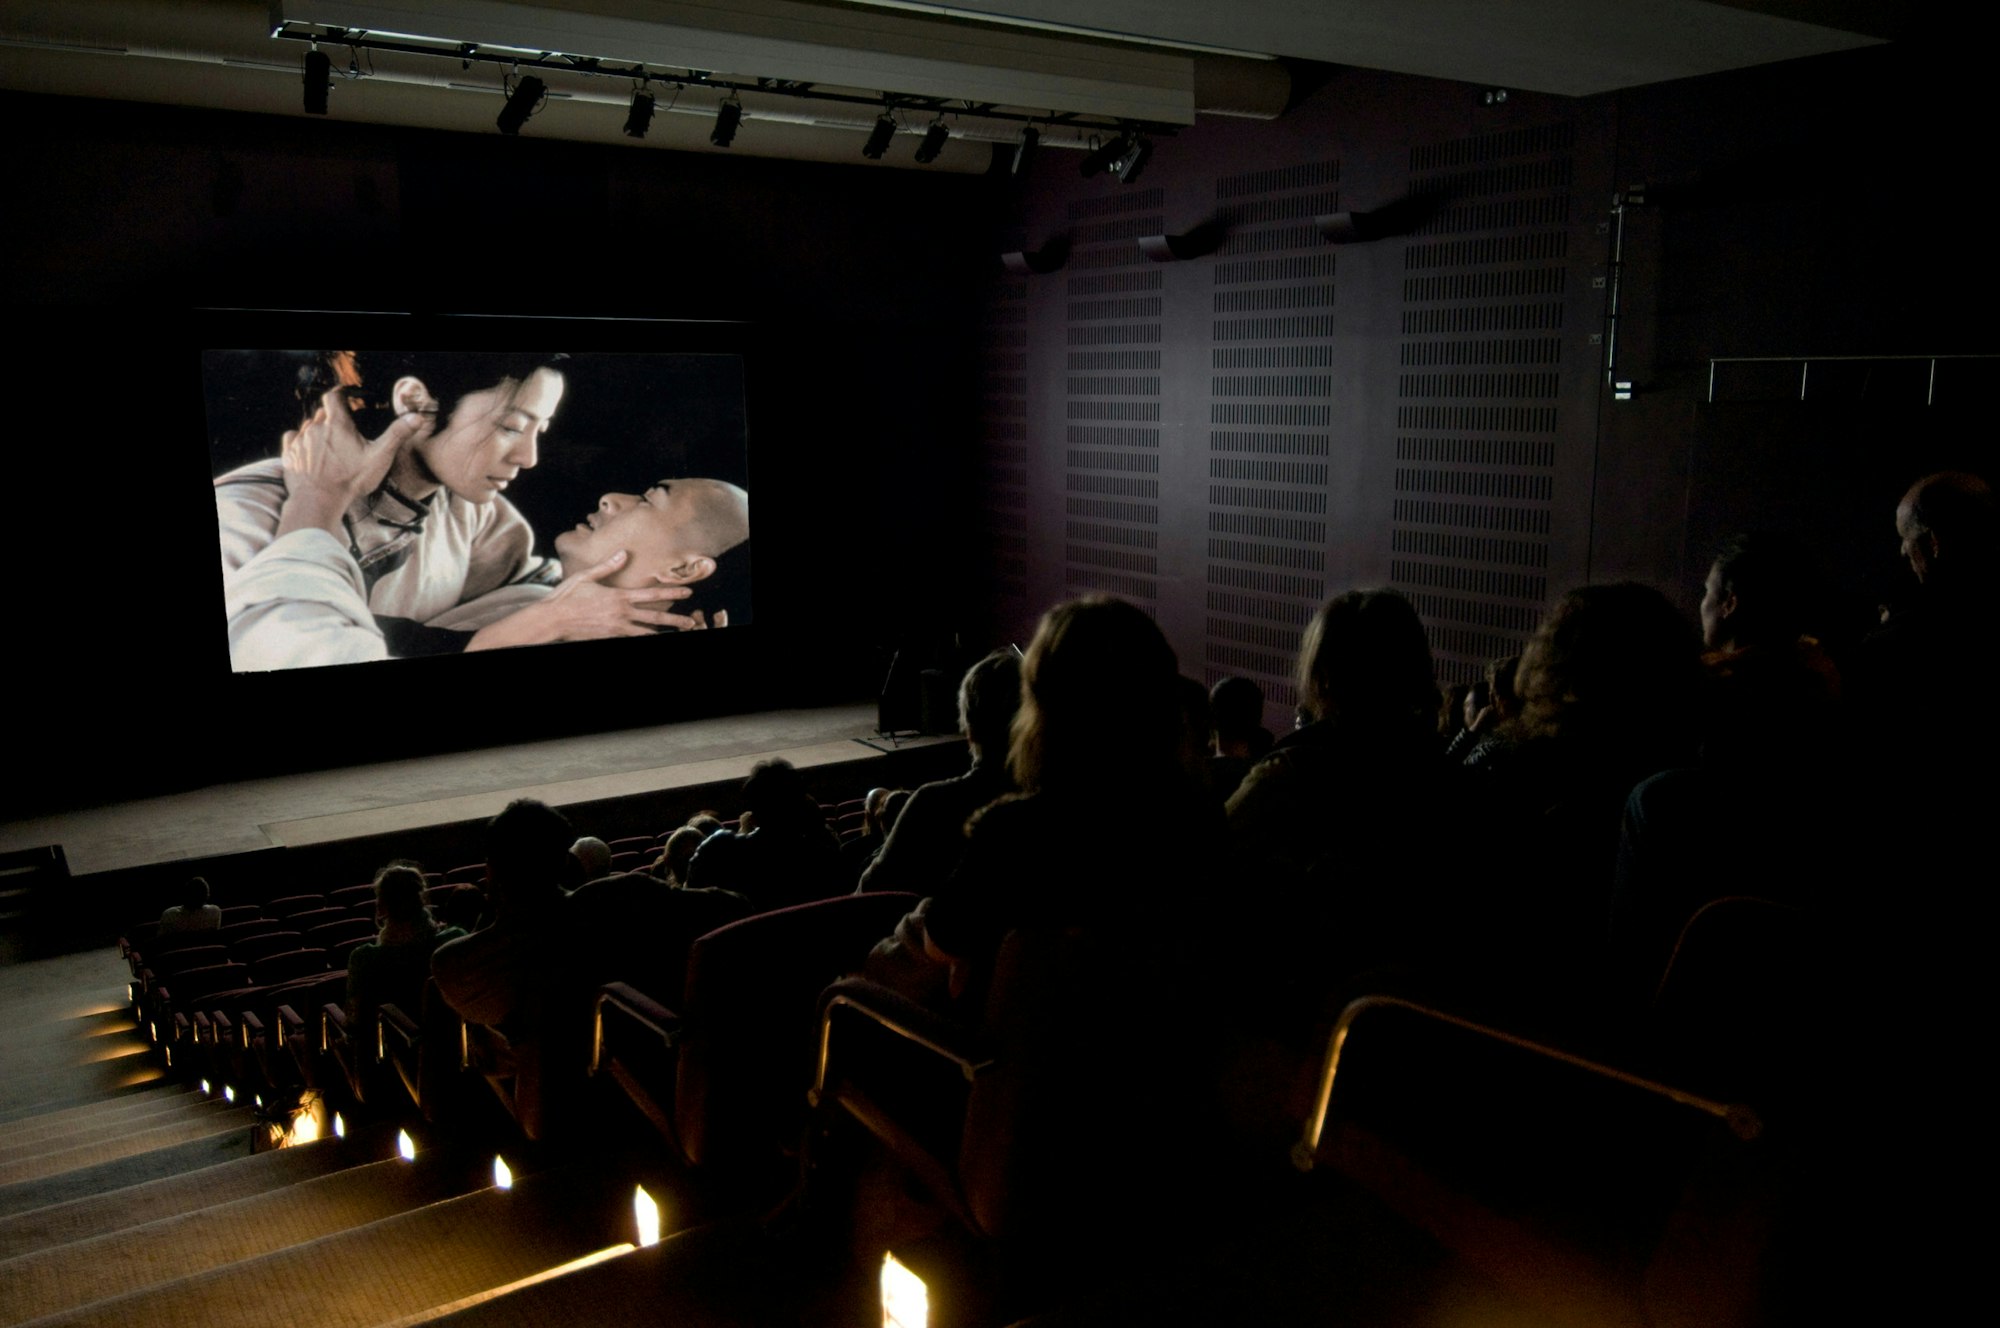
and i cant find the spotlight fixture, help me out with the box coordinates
[1011,126,1039,177]
[496,74,546,135]
[711,97,743,148]
[1079,133,1131,178]
[303,47,331,115]
[623,90,656,139]
[914,120,950,164]
[1117,135,1153,184]
[862,114,897,160]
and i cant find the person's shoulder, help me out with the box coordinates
[215,457,286,493]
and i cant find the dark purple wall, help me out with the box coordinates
[972,43,1999,729]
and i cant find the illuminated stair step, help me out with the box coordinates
[0,1107,257,1188]
[414,1218,792,1328]
[16,1168,635,1328]
[0,1098,244,1167]
[0,1084,196,1138]
[0,1152,482,1324]
[0,1133,383,1263]
[0,1129,259,1222]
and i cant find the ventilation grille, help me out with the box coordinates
[1063,200,1165,604]
[1393,125,1572,682]
[1200,160,1339,713]
[979,273,1031,600]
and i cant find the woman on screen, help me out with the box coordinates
[215,350,690,670]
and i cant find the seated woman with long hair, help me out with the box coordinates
[919,595,1220,1007]
[1220,589,1448,1009]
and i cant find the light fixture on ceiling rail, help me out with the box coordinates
[270,24,1187,144]
[1078,132,1131,178]
[303,44,330,114]
[711,94,743,148]
[1010,125,1040,177]
[914,118,950,164]
[622,86,656,138]
[1116,135,1152,183]
[496,71,545,135]
[862,113,898,160]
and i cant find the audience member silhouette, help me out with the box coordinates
[346,861,465,1033]
[684,759,844,910]
[859,649,1024,899]
[1226,589,1441,889]
[921,596,1219,1009]
[158,876,222,936]
[1459,583,1703,1027]
[432,798,576,1036]
[1206,675,1273,799]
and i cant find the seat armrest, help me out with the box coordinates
[239,1009,264,1048]
[591,981,682,1075]
[809,975,989,1108]
[322,1003,349,1056]
[378,1001,420,1050]
[275,1003,305,1049]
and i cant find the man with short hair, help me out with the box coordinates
[858,649,1022,896]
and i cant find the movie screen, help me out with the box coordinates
[205,347,751,673]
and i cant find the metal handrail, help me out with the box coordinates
[1292,994,1762,1173]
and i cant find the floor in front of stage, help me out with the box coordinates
[0,703,950,879]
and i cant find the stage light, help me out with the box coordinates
[303,48,331,115]
[862,114,897,160]
[1079,133,1131,178]
[496,75,546,136]
[1011,126,1039,177]
[711,97,742,148]
[914,120,950,164]
[623,90,656,139]
[1117,135,1153,184]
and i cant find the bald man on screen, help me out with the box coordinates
[226,477,750,668]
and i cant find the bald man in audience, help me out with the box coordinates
[225,477,749,664]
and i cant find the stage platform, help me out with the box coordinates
[0,704,961,958]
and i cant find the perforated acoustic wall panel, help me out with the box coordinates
[1062,188,1166,604]
[980,273,1031,607]
[1391,123,1578,683]
[1200,161,1342,709]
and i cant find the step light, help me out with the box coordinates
[200,1078,211,1095]
[634,1185,661,1247]
[223,1085,235,1103]
[882,1252,927,1328]
[494,1155,513,1189]
[397,1129,417,1161]
[333,1112,346,1139]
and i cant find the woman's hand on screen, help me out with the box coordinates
[276,388,428,540]
[463,550,703,651]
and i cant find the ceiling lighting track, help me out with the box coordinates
[270,23,1183,137]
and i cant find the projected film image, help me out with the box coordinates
[206,348,751,673]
